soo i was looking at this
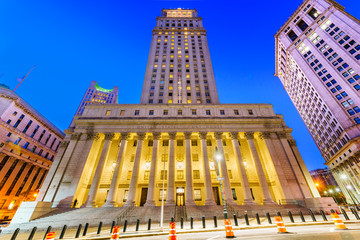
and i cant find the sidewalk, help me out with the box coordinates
[2,212,359,240]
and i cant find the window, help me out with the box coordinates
[248,109,253,115]
[14,138,21,145]
[176,170,184,180]
[354,106,360,113]
[355,117,360,124]
[232,189,237,200]
[177,139,183,146]
[206,110,211,115]
[191,140,198,147]
[297,19,308,31]
[348,109,355,115]
[206,139,212,146]
[127,171,132,180]
[161,170,167,180]
[178,110,182,115]
[23,142,29,149]
[308,8,319,20]
[22,120,32,133]
[194,189,202,201]
[192,109,197,115]
[120,110,125,116]
[287,30,298,42]
[134,110,140,115]
[149,110,154,115]
[193,170,200,179]
[192,154,199,161]
[13,114,25,128]
[7,132,11,137]
[234,110,239,115]
[220,110,225,115]
[228,170,233,179]
[163,110,168,115]
[105,110,111,116]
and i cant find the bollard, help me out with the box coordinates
[277,211,282,219]
[330,209,335,213]
[97,222,102,234]
[309,210,317,222]
[233,214,238,226]
[213,216,218,228]
[10,228,20,240]
[44,226,52,240]
[28,226,37,240]
[110,221,115,233]
[351,208,360,220]
[288,211,294,223]
[244,213,250,226]
[256,213,261,225]
[180,217,184,229]
[136,219,140,231]
[171,217,175,223]
[266,212,272,224]
[75,224,82,238]
[123,220,128,232]
[60,225,67,239]
[341,208,350,220]
[320,210,327,221]
[299,211,306,222]
[148,218,151,230]
[202,216,206,228]
[190,217,194,229]
[83,223,89,236]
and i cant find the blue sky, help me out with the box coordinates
[1,0,359,170]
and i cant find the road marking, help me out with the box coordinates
[206,235,220,240]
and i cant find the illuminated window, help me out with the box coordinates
[169,86,173,90]
[160,170,167,180]
[105,110,111,116]
[127,171,132,180]
[186,74,190,78]
[187,99,192,103]
[194,189,201,201]
[193,170,200,179]
[177,170,184,180]
[144,171,150,180]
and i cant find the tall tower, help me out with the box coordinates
[74,81,119,116]
[275,0,360,203]
[140,8,219,104]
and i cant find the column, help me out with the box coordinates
[165,132,176,206]
[0,156,17,184]
[86,133,115,207]
[244,132,274,204]
[199,132,216,206]
[104,133,129,207]
[144,133,160,206]
[0,161,23,194]
[214,132,236,205]
[185,132,196,206]
[261,132,296,203]
[125,133,145,206]
[230,132,256,205]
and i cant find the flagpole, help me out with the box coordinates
[13,65,36,91]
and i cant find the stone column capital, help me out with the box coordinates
[120,132,130,140]
[168,132,177,140]
[244,132,254,140]
[214,132,223,140]
[152,132,161,140]
[104,133,115,141]
[262,131,273,139]
[184,132,192,139]
[199,132,208,140]
[229,132,239,140]
[288,139,297,146]
[71,133,81,141]
[60,141,70,148]
[276,131,287,139]
[137,133,146,140]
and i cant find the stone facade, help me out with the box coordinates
[0,86,64,221]
[275,0,360,204]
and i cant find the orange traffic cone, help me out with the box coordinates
[331,213,347,230]
[274,216,288,233]
[110,226,120,240]
[224,219,235,238]
[45,232,56,240]
[169,221,176,240]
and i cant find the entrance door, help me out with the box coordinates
[140,188,148,206]
[176,187,185,206]
[213,187,220,205]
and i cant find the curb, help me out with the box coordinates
[71,220,360,240]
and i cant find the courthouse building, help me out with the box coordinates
[0,85,64,221]
[275,0,360,204]
[12,8,335,226]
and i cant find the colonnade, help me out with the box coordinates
[41,130,317,208]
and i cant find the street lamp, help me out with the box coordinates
[346,185,360,210]
[329,189,339,204]
[213,147,228,220]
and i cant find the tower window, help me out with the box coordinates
[287,30,298,42]
[308,8,319,20]
[297,20,308,31]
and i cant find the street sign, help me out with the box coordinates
[217,177,224,181]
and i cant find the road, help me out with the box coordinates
[129,224,360,240]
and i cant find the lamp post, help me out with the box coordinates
[214,147,228,219]
[328,189,339,204]
[159,143,167,232]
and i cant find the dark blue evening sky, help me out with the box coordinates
[1,0,359,170]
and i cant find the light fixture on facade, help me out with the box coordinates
[145,162,151,170]
[176,162,184,169]
[209,161,215,170]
